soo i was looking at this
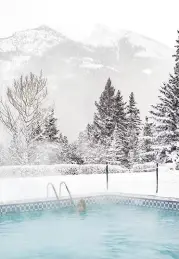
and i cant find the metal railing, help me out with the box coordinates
[59,181,75,206]
[47,181,75,206]
[47,182,59,200]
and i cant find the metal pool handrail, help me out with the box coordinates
[47,182,60,200]
[59,181,75,207]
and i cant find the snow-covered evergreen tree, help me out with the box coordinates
[43,108,59,142]
[77,124,95,163]
[108,126,123,162]
[30,107,64,165]
[151,82,179,151]
[150,31,179,160]
[75,123,107,164]
[77,125,92,162]
[108,90,128,166]
[114,90,127,126]
[140,117,155,163]
[93,78,116,145]
[32,116,45,142]
[57,133,70,163]
[68,141,84,164]
[126,92,141,166]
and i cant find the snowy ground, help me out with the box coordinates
[0,165,179,203]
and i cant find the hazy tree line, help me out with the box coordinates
[76,79,154,167]
[75,30,179,167]
[1,31,179,167]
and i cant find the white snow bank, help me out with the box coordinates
[0,166,179,203]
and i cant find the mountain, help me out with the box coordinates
[85,24,173,58]
[0,25,174,141]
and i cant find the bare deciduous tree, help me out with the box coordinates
[0,71,48,164]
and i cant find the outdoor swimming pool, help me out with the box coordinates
[0,202,179,259]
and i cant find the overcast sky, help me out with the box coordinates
[0,0,178,47]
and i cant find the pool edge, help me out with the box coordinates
[1,192,179,215]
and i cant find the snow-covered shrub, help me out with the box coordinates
[132,162,156,173]
[0,163,130,178]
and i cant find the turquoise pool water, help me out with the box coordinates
[0,203,179,259]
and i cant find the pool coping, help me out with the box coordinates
[2,192,179,205]
[1,192,179,215]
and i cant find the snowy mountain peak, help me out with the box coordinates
[85,24,128,46]
[36,25,55,31]
[0,25,66,55]
[85,24,173,59]
[34,25,65,38]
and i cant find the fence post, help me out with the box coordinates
[156,162,159,194]
[106,162,109,190]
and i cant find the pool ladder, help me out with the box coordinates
[47,181,75,207]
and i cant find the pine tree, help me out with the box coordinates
[61,135,70,163]
[140,117,155,163]
[93,78,116,145]
[114,90,127,126]
[108,126,124,163]
[77,124,96,163]
[55,133,70,163]
[32,122,43,141]
[68,142,84,164]
[58,133,66,145]
[151,82,179,151]
[43,108,59,142]
[126,92,141,166]
[150,31,179,158]
[30,108,48,143]
[108,90,128,166]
